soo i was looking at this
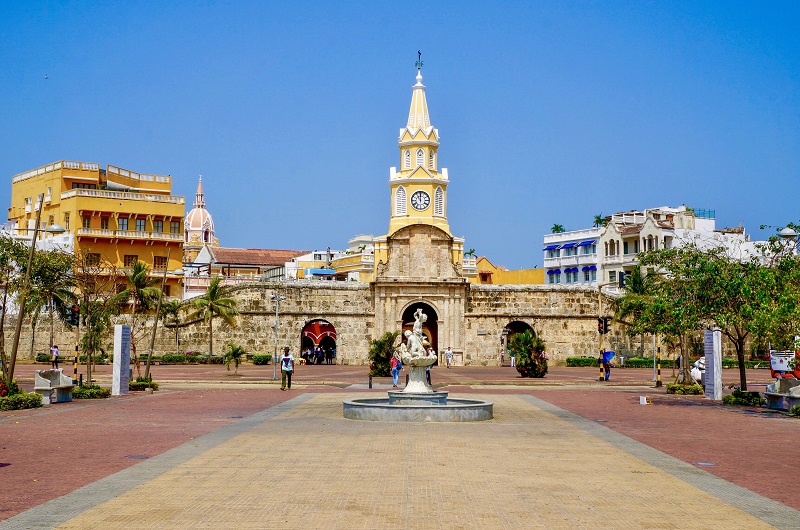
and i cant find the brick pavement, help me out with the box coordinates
[3,392,799,529]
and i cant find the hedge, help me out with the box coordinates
[566,356,771,369]
[130,381,159,391]
[250,354,272,365]
[73,385,111,399]
[665,383,703,395]
[0,392,43,410]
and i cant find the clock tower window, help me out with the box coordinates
[395,186,407,216]
[404,150,411,168]
[434,186,444,216]
[429,151,435,169]
[416,148,424,167]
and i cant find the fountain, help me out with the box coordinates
[343,309,493,422]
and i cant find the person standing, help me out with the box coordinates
[510,350,516,367]
[445,346,453,369]
[390,352,402,388]
[280,347,295,390]
[50,345,59,369]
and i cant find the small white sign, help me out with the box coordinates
[112,325,131,396]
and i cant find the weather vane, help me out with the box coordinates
[415,50,423,70]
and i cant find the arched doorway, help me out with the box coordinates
[401,302,439,361]
[501,321,533,366]
[301,319,337,365]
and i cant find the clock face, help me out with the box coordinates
[410,190,430,211]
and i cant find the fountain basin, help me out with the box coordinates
[388,390,449,405]
[343,397,493,422]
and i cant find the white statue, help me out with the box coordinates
[398,309,436,393]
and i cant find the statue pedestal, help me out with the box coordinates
[403,365,432,393]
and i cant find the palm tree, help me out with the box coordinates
[224,342,246,375]
[187,277,238,357]
[464,249,476,257]
[551,224,565,234]
[593,214,608,228]
[160,299,183,355]
[124,260,161,375]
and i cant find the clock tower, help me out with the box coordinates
[386,66,451,236]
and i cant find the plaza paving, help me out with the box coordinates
[2,365,799,529]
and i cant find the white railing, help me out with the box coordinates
[603,255,622,264]
[107,165,170,185]
[76,228,182,241]
[151,232,182,241]
[77,228,115,237]
[61,189,184,204]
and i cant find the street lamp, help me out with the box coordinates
[779,227,799,254]
[270,293,286,380]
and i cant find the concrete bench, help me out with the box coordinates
[33,369,74,404]
[764,378,800,411]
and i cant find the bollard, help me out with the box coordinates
[73,357,78,385]
[599,349,605,382]
[656,358,663,387]
[79,374,83,387]
[369,375,372,389]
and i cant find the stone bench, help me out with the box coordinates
[764,378,800,411]
[33,369,74,404]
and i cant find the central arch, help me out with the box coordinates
[401,302,439,357]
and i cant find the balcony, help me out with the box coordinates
[76,228,183,242]
[61,189,184,204]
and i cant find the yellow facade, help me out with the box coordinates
[469,256,545,285]
[8,160,185,297]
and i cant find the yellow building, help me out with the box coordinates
[8,160,185,297]
[470,256,544,285]
[373,67,472,278]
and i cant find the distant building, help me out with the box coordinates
[7,160,184,297]
[184,177,218,264]
[542,228,602,286]
[472,256,544,285]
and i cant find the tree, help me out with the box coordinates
[72,250,127,385]
[224,342,246,375]
[123,260,161,377]
[464,248,476,257]
[160,299,184,355]
[550,224,565,234]
[0,236,29,386]
[593,214,608,228]
[187,277,238,357]
[368,331,400,377]
[508,329,548,378]
[27,249,75,354]
[615,265,650,356]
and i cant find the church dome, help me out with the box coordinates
[185,177,216,245]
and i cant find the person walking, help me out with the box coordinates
[445,346,453,369]
[280,347,295,390]
[50,345,59,369]
[390,352,402,388]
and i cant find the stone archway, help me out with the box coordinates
[301,319,337,365]
[401,302,439,357]
[501,321,533,366]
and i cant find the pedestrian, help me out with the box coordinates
[316,347,324,365]
[426,365,431,385]
[390,352,402,388]
[280,347,295,390]
[50,344,59,369]
[603,359,611,381]
[445,346,453,369]
[510,350,516,367]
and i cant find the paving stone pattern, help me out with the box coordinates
[4,393,795,529]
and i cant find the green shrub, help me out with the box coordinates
[566,357,598,367]
[161,353,187,364]
[368,331,400,377]
[790,404,800,417]
[721,388,765,406]
[665,383,704,395]
[129,381,159,391]
[73,385,111,399]
[36,353,51,363]
[251,354,272,365]
[0,379,20,397]
[0,391,43,410]
[510,329,548,378]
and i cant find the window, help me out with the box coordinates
[86,253,101,266]
[395,186,407,216]
[82,217,91,229]
[153,256,168,270]
[609,271,617,283]
[404,150,411,168]
[170,221,180,234]
[64,213,70,230]
[434,187,444,216]
[116,283,127,294]
[584,271,590,282]
[546,249,559,259]
[163,285,171,297]
[153,220,163,233]
[429,150,435,169]
[118,218,128,231]
[591,270,596,281]
[123,255,138,267]
[135,219,145,232]
[71,183,97,190]
[416,148,424,166]
[583,244,597,255]
[623,242,629,255]
[101,217,109,230]
[633,240,639,253]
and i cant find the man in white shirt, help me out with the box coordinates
[280,347,295,391]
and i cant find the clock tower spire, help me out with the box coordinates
[385,62,451,236]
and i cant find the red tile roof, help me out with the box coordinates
[211,248,309,267]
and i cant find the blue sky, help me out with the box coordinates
[1,1,798,269]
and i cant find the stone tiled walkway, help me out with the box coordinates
[4,393,798,530]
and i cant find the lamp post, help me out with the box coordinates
[779,227,799,254]
[270,293,285,380]
[43,223,67,350]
